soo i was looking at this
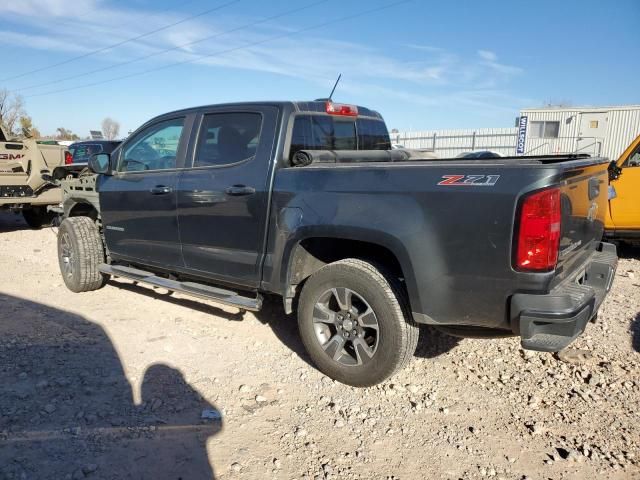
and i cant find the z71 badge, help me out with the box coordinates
[437,174,500,186]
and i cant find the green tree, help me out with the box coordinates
[19,116,40,138]
[55,127,80,141]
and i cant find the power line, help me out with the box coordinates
[115,0,202,32]
[26,0,411,99]
[1,0,241,83]
[16,0,330,93]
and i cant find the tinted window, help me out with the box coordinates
[120,118,185,172]
[194,113,262,167]
[357,118,391,150]
[69,142,119,163]
[70,143,104,163]
[290,115,390,160]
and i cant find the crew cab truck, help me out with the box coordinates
[0,126,67,228]
[54,101,617,387]
[605,133,640,243]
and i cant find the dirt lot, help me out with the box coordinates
[0,211,638,480]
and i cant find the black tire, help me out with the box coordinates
[22,206,57,229]
[57,216,109,293]
[298,258,419,387]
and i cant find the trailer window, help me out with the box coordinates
[530,121,559,138]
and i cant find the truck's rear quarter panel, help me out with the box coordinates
[266,157,610,331]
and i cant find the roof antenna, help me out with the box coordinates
[328,73,342,101]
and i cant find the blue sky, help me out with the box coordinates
[1,0,638,137]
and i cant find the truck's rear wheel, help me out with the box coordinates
[22,206,56,229]
[297,258,419,387]
[57,217,109,293]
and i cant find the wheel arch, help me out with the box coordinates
[64,199,100,221]
[281,230,418,314]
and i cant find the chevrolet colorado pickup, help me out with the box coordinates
[53,100,618,386]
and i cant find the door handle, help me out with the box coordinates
[225,185,255,196]
[150,185,173,195]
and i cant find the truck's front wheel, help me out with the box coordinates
[298,259,419,387]
[22,206,57,229]
[57,217,109,293]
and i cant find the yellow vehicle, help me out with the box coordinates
[605,134,640,242]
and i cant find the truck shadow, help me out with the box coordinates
[0,211,33,232]
[616,242,640,259]
[107,278,246,321]
[256,295,461,367]
[100,284,459,371]
[0,292,221,479]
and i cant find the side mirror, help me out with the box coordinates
[89,153,112,175]
[608,160,622,182]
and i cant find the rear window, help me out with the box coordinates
[69,143,106,163]
[290,115,390,161]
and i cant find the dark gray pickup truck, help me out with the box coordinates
[54,100,617,386]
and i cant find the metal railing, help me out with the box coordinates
[392,131,605,157]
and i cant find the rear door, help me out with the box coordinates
[176,106,279,287]
[609,138,640,229]
[99,115,193,268]
[576,112,608,155]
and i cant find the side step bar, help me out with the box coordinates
[99,264,263,312]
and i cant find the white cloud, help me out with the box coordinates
[0,0,99,17]
[478,49,498,61]
[2,1,525,117]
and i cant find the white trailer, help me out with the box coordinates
[518,105,640,160]
[392,104,640,160]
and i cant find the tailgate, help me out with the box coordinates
[554,159,609,282]
[0,143,30,198]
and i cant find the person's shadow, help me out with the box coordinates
[0,292,220,479]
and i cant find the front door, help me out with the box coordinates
[609,138,640,229]
[177,106,279,287]
[99,116,191,268]
[576,112,608,155]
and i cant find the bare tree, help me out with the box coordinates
[0,88,26,135]
[101,117,120,140]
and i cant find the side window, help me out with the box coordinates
[625,144,640,168]
[120,118,185,172]
[194,112,262,167]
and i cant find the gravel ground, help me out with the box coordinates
[0,211,638,480]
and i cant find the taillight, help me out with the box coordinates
[64,151,73,165]
[325,101,358,117]
[515,188,561,272]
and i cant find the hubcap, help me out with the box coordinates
[60,232,74,279]
[312,287,380,367]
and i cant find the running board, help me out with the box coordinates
[99,264,262,311]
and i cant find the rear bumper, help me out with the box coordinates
[0,187,61,206]
[510,242,618,352]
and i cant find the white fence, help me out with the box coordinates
[391,128,518,157]
[390,128,605,158]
